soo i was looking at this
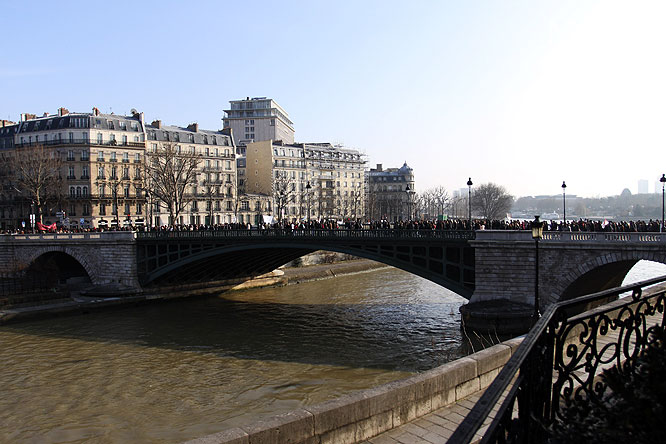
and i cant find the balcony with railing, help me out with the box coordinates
[15,139,145,149]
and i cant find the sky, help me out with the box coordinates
[2,1,665,198]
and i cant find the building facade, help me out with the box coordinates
[0,107,238,230]
[145,121,236,227]
[367,162,415,221]
[223,97,295,151]
[243,140,366,223]
[0,107,147,230]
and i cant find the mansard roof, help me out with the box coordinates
[145,123,232,146]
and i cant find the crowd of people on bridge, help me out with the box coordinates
[2,217,666,235]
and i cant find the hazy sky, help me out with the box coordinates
[3,1,665,198]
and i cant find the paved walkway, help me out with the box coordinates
[363,305,663,444]
[361,386,504,444]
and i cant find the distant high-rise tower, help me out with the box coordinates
[638,179,648,194]
[223,97,295,150]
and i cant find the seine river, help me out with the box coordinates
[1,261,665,443]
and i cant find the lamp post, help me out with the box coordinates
[561,181,567,225]
[306,181,311,221]
[659,174,666,233]
[467,178,473,230]
[405,184,412,221]
[532,215,544,323]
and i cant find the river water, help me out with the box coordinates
[1,260,665,443]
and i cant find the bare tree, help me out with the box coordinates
[7,145,63,224]
[431,186,450,219]
[273,172,297,223]
[472,182,514,220]
[144,142,201,226]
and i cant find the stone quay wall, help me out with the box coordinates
[183,337,523,444]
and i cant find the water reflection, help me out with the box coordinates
[0,267,466,443]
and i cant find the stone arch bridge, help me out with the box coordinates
[2,229,665,317]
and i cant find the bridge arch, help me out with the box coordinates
[139,239,475,298]
[20,249,94,290]
[19,247,98,285]
[544,250,666,306]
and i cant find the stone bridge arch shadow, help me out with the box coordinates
[136,240,475,298]
[20,250,94,292]
[544,250,666,307]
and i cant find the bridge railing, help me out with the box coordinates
[450,274,666,443]
[475,230,666,243]
[134,229,476,241]
[1,232,135,242]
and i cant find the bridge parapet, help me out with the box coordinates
[2,231,135,243]
[135,228,475,241]
[476,229,666,244]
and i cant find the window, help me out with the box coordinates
[69,132,74,143]
[135,153,141,162]
[82,203,90,216]
[98,166,105,179]
[100,203,106,215]
[82,186,88,197]
[241,201,249,210]
[67,150,75,161]
[111,166,117,179]
[122,135,127,145]
[97,133,103,144]
[81,165,89,179]
[69,186,76,197]
[110,152,117,162]
[81,150,89,161]
[68,166,75,179]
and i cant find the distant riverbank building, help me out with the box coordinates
[367,162,415,221]
[0,107,237,230]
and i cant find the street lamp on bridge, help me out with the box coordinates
[561,181,567,225]
[405,184,414,220]
[306,181,311,221]
[659,174,666,233]
[532,215,544,323]
[467,178,473,230]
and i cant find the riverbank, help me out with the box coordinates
[0,258,386,325]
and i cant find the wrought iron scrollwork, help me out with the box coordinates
[451,275,666,444]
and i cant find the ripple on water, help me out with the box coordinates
[1,267,469,443]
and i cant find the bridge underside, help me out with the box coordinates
[136,237,475,298]
[560,260,639,301]
[145,247,316,285]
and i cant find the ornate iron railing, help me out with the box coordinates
[450,275,666,443]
